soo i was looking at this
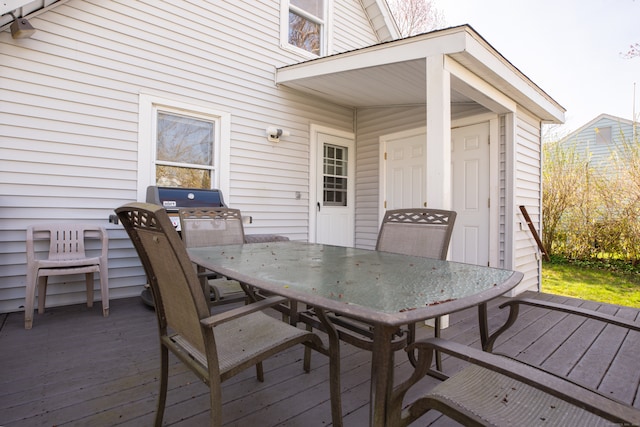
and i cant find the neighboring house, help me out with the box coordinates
[0,0,565,314]
[558,113,638,174]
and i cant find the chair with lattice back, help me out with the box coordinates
[179,207,247,306]
[375,208,456,259]
[376,208,456,370]
[115,202,342,427]
[303,208,456,372]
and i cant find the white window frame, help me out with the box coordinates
[280,0,332,58]
[137,93,231,202]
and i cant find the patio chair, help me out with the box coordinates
[178,207,247,306]
[115,202,342,427]
[375,208,456,260]
[376,208,456,370]
[303,208,456,372]
[24,223,109,329]
[483,296,640,353]
[388,337,640,426]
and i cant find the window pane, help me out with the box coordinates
[156,165,211,189]
[323,144,348,207]
[157,112,214,165]
[595,126,612,144]
[291,0,323,18]
[289,11,320,55]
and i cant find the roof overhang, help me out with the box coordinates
[276,25,565,124]
[360,0,400,42]
[0,0,67,30]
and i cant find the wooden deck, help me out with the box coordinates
[1,291,639,426]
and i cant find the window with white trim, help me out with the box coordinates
[283,0,328,56]
[155,111,216,188]
[137,94,230,201]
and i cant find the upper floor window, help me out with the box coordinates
[595,126,612,144]
[284,0,327,56]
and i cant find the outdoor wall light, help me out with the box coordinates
[8,12,36,39]
[266,126,290,143]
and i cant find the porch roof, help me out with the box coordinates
[276,25,566,124]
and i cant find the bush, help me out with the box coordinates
[543,131,640,263]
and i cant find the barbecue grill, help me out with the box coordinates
[141,185,288,307]
[146,186,226,230]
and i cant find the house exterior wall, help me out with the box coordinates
[0,0,382,314]
[559,114,637,175]
[333,0,380,51]
[355,106,545,294]
[512,110,544,293]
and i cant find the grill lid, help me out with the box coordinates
[146,186,227,211]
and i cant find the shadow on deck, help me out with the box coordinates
[1,291,639,426]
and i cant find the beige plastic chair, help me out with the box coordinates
[25,224,109,329]
[115,202,342,427]
[178,207,247,306]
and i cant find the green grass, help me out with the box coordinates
[542,260,640,308]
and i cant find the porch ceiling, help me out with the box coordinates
[277,58,474,109]
[276,26,565,123]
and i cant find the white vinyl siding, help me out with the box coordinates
[0,0,379,313]
[333,0,378,51]
[512,110,543,293]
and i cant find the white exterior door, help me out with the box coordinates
[383,131,427,210]
[381,123,491,265]
[450,122,490,265]
[314,132,355,247]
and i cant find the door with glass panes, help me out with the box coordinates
[315,133,355,247]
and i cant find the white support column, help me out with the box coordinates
[426,55,453,329]
[426,55,452,209]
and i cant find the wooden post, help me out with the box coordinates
[519,205,550,261]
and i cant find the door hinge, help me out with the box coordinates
[384,152,387,160]
[488,198,490,208]
[384,200,387,209]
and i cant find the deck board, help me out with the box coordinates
[1,291,639,426]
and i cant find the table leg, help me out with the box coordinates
[313,307,343,427]
[197,264,211,310]
[371,324,396,427]
[478,302,489,349]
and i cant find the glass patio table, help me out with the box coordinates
[188,241,523,427]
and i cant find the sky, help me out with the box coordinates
[434,0,640,136]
